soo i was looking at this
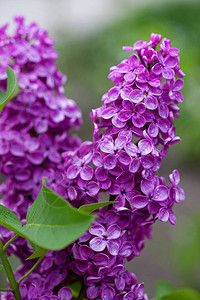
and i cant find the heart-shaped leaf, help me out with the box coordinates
[78,201,117,214]
[0,178,95,250]
[0,66,19,112]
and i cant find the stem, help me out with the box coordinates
[0,288,14,292]
[17,255,44,285]
[3,234,19,252]
[0,248,21,300]
[77,283,86,300]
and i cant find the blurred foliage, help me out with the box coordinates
[56,1,200,162]
[172,213,200,290]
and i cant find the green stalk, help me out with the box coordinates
[0,248,21,300]
[17,255,44,285]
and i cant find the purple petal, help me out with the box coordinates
[115,276,125,291]
[87,181,100,197]
[141,180,154,196]
[138,139,153,155]
[68,186,77,201]
[103,154,117,170]
[101,107,116,119]
[90,237,106,252]
[89,224,106,237]
[157,118,170,133]
[162,67,175,79]
[93,253,109,266]
[173,79,184,91]
[118,242,133,257]
[100,140,114,154]
[67,165,80,179]
[107,239,120,255]
[116,170,132,184]
[164,56,178,68]
[112,115,126,128]
[79,245,94,260]
[10,142,24,157]
[129,157,140,173]
[115,136,127,150]
[101,286,116,300]
[157,207,169,222]
[135,102,146,114]
[58,287,72,300]
[27,150,44,165]
[108,86,120,100]
[169,210,176,225]
[128,54,139,68]
[152,63,162,75]
[118,151,131,165]
[117,110,132,122]
[145,95,158,110]
[125,142,138,157]
[158,103,169,119]
[169,169,180,186]
[130,89,144,103]
[80,165,93,180]
[174,91,183,103]
[95,167,108,181]
[148,122,159,137]
[86,285,100,299]
[130,195,149,208]
[106,224,121,239]
[121,86,133,100]
[141,155,155,169]
[132,113,146,128]
[152,185,169,201]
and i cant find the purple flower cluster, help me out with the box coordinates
[1,29,185,300]
[0,16,81,219]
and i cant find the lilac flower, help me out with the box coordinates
[89,224,121,255]
[131,179,169,211]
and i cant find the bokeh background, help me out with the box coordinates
[0,0,200,298]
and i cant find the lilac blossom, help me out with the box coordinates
[1,29,185,300]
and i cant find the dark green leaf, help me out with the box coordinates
[159,289,200,300]
[78,201,117,214]
[154,281,176,299]
[0,66,19,111]
[26,247,48,260]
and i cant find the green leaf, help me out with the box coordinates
[0,264,3,271]
[78,201,117,214]
[26,247,48,260]
[22,178,95,250]
[0,66,19,112]
[0,205,23,235]
[159,289,200,300]
[0,178,95,250]
[154,281,176,299]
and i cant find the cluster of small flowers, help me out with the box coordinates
[10,33,185,300]
[0,25,185,300]
[0,16,81,220]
